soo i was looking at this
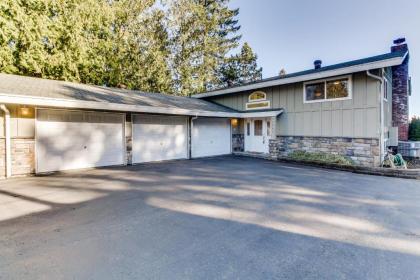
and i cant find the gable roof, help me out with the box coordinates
[0,73,237,117]
[193,50,408,99]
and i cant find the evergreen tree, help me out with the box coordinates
[409,116,420,141]
[167,0,241,95]
[216,42,262,88]
[0,0,260,95]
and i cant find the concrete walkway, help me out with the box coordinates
[1,156,420,279]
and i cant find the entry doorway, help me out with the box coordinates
[244,118,271,153]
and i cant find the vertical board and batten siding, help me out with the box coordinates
[207,72,381,139]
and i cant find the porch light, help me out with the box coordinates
[231,118,238,127]
[20,106,30,116]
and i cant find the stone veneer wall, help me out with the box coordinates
[269,136,380,167]
[391,40,409,141]
[232,134,244,152]
[0,139,4,177]
[0,138,35,177]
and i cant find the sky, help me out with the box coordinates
[229,0,420,118]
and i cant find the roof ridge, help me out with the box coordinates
[197,50,407,96]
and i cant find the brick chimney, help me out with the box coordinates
[391,38,410,141]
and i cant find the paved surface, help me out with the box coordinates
[1,156,420,280]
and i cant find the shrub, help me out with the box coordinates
[288,150,354,166]
[409,116,420,141]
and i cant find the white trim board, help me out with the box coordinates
[0,93,283,118]
[0,93,239,118]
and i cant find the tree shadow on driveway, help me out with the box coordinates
[1,156,420,279]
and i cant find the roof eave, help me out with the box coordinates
[193,54,406,99]
[0,93,239,118]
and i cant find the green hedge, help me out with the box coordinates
[288,150,354,166]
[409,116,420,141]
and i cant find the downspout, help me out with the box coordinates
[0,104,11,178]
[366,69,384,165]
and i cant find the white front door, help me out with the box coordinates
[244,118,271,153]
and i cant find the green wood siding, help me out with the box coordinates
[207,72,381,139]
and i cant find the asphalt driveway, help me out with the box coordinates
[1,156,420,279]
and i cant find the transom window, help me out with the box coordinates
[249,91,266,102]
[304,75,352,103]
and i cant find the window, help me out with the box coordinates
[246,101,270,110]
[246,91,271,110]
[326,79,349,99]
[249,91,266,102]
[267,120,271,136]
[305,82,325,101]
[246,122,250,136]
[254,120,263,136]
[384,78,389,100]
[304,75,352,103]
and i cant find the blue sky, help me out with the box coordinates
[230,0,419,118]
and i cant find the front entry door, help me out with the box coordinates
[244,118,271,153]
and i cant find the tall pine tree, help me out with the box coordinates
[216,42,262,88]
[167,0,241,95]
[0,0,261,95]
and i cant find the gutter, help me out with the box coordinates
[0,104,11,178]
[366,70,385,164]
[0,93,284,119]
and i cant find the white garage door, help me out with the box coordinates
[132,115,188,163]
[36,109,125,173]
[192,118,231,158]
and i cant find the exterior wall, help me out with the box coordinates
[0,105,133,177]
[0,138,35,176]
[391,57,410,140]
[231,118,244,152]
[1,105,36,177]
[207,72,381,139]
[232,134,244,152]
[0,139,4,177]
[383,67,393,145]
[125,114,133,164]
[269,136,380,167]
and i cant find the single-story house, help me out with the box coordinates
[0,39,411,178]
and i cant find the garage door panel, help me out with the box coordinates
[36,109,124,173]
[192,118,231,158]
[132,115,188,163]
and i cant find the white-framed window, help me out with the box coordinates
[246,91,271,110]
[383,78,389,101]
[303,75,352,103]
[248,91,266,102]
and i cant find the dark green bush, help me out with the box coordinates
[409,116,420,141]
[288,150,354,166]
